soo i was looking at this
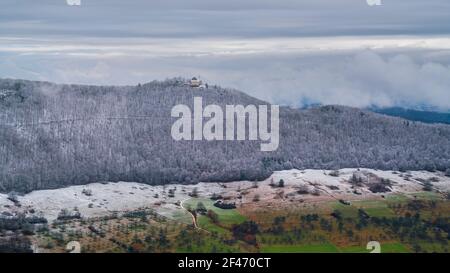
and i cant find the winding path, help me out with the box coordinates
[180,197,199,229]
[179,197,210,233]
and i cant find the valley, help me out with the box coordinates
[1,168,449,253]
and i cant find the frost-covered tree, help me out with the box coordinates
[1,78,450,193]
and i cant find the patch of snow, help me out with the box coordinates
[1,169,448,222]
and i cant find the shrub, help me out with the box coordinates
[445,169,450,177]
[196,202,207,215]
[232,221,259,245]
[189,188,199,198]
[369,183,391,193]
[297,185,309,194]
[57,209,81,221]
[168,188,175,198]
[81,189,92,196]
[253,194,260,202]
[329,170,340,177]
[207,210,219,224]
[7,192,20,205]
[423,181,433,192]
[210,193,222,200]
[213,201,236,209]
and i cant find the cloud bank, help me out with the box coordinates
[1,1,450,111]
[231,50,450,111]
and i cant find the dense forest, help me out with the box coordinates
[1,78,450,193]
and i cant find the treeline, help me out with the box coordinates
[1,78,450,193]
[0,215,47,232]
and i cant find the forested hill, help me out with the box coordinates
[1,78,450,193]
[371,107,450,125]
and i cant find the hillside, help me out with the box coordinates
[1,78,450,193]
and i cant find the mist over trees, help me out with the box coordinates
[1,78,450,193]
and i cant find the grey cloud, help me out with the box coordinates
[2,0,450,38]
[2,0,450,111]
[2,46,450,111]
[195,50,450,111]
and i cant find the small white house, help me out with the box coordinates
[189,77,202,88]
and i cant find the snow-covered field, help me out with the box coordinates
[0,181,224,222]
[1,169,449,222]
[272,168,450,195]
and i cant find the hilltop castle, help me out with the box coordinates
[189,77,202,88]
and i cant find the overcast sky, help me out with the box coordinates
[1,0,450,110]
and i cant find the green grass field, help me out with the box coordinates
[261,243,339,253]
[164,209,193,225]
[332,202,359,218]
[339,242,410,253]
[331,199,395,218]
[181,195,448,253]
[184,198,247,230]
[410,191,441,200]
[385,194,410,203]
[197,216,232,236]
[351,200,396,218]
[261,242,410,253]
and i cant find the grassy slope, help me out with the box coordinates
[183,198,247,230]
[179,195,447,253]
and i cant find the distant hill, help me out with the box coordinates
[1,78,450,193]
[371,107,450,125]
